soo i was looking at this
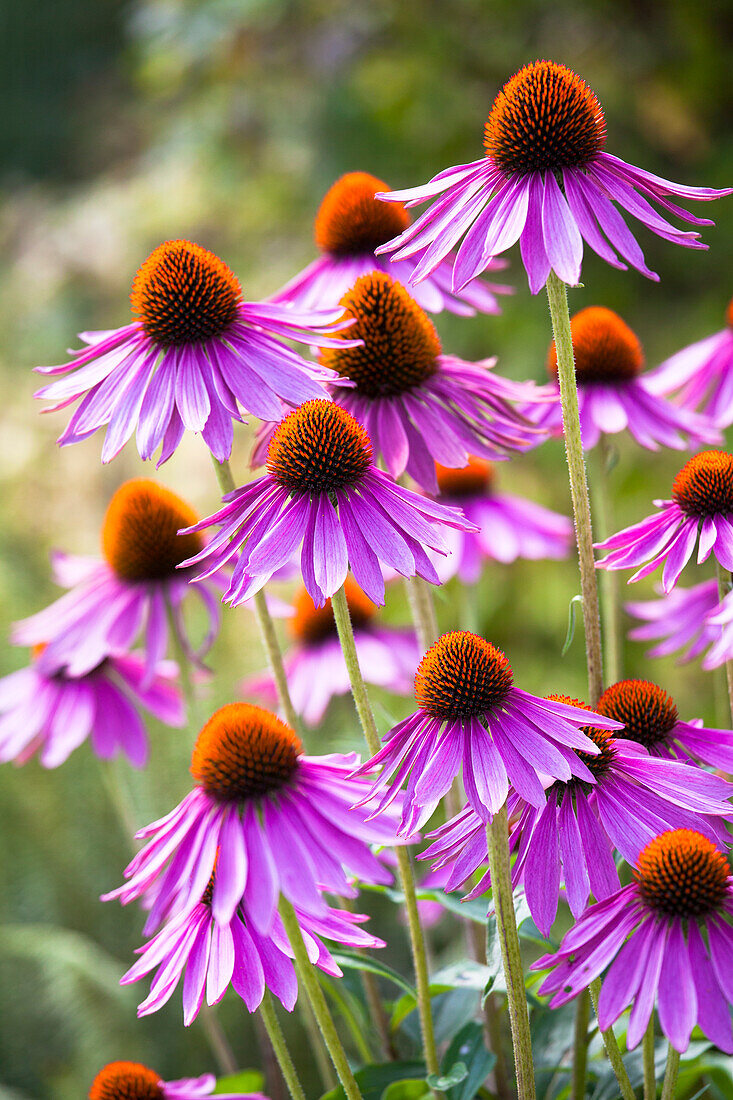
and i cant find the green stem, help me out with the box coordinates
[301,995,339,1089]
[715,561,733,725]
[259,990,308,1100]
[660,1046,680,1100]
[486,807,535,1100]
[404,575,439,651]
[571,989,590,1100]
[546,270,603,705]
[484,991,512,1100]
[589,979,636,1100]
[210,455,301,733]
[279,898,364,1100]
[331,584,439,1077]
[593,435,622,686]
[165,593,197,725]
[643,1016,656,1100]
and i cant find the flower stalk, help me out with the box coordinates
[546,270,603,705]
[643,1016,656,1100]
[593,435,622,685]
[405,575,439,651]
[331,584,440,1078]
[486,804,535,1100]
[279,897,364,1100]
[660,1046,681,1100]
[259,990,308,1100]
[588,979,636,1100]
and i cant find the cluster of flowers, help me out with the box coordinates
[4,56,733,1098]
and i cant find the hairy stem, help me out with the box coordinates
[643,1016,656,1100]
[331,584,439,1077]
[571,989,590,1100]
[486,806,535,1100]
[546,270,603,705]
[259,990,308,1100]
[279,898,364,1100]
[404,575,439,651]
[589,979,636,1100]
[593,436,622,686]
[210,456,301,732]
[660,1045,680,1100]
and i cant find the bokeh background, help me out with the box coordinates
[1,1,733,1096]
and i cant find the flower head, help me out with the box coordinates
[597,678,733,771]
[421,694,732,934]
[244,579,419,725]
[532,307,719,450]
[625,579,722,662]
[103,702,404,933]
[646,294,733,428]
[534,829,733,1054]
[271,171,512,316]
[315,272,547,490]
[182,398,475,607]
[13,479,226,684]
[354,631,623,834]
[429,459,572,582]
[0,648,183,768]
[34,239,356,464]
[121,879,381,1025]
[595,450,733,591]
[375,60,731,294]
[89,1059,265,1099]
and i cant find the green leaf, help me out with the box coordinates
[431,961,495,993]
[426,1062,468,1091]
[443,1022,496,1100]
[329,950,416,998]
[320,1062,426,1100]
[381,1080,430,1100]
[562,594,583,656]
[213,1071,265,1094]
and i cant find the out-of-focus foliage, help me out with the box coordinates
[1,1,732,1096]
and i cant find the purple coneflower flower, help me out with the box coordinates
[626,579,721,662]
[646,295,733,427]
[314,271,546,492]
[103,703,403,933]
[429,459,572,583]
[123,880,381,1025]
[421,695,732,935]
[0,647,182,768]
[244,578,418,726]
[13,479,224,683]
[531,306,719,450]
[89,1059,265,1100]
[182,398,475,607]
[34,239,355,464]
[354,630,623,834]
[533,829,733,1054]
[375,60,731,294]
[271,171,512,316]
[595,450,733,591]
[596,678,733,772]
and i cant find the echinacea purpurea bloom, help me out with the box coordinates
[88,1059,266,1099]
[421,694,733,935]
[103,703,404,934]
[595,450,733,591]
[34,239,357,464]
[534,306,719,450]
[533,829,733,1054]
[354,631,623,834]
[13,479,225,684]
[243,578,419,726]
[375,61,731,294]
[317,271,547,492]
[0,647,183,768]
[181,398,476,607]
[429,459,572,583]
[271,170,511,316]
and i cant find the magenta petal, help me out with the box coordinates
[523,791,561,935]
[656,920,696,1052]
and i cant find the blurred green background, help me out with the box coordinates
[1,1,733,1096]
